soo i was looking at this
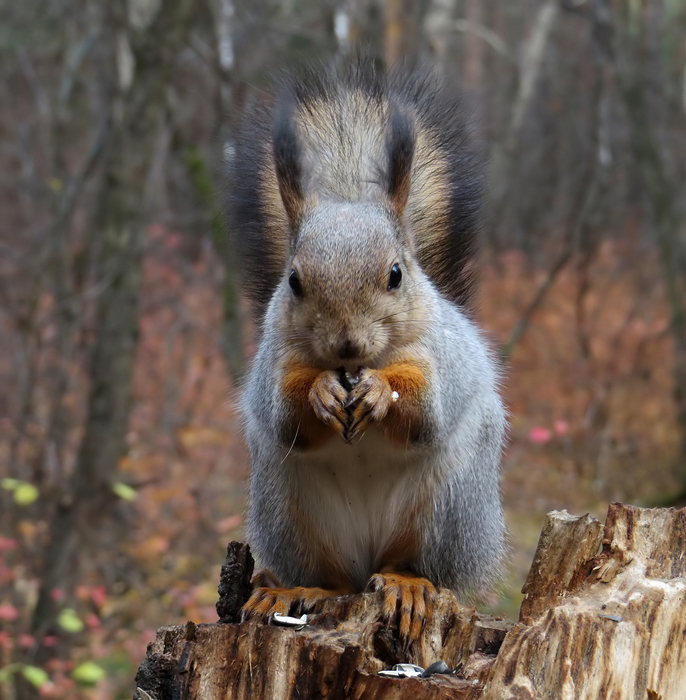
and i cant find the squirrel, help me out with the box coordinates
[228,65,506,644]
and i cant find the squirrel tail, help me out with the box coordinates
[227,64,483,317]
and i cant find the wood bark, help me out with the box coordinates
[134,503,686,699]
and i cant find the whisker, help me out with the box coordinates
[280,417,301,464]
[374,306,422,323]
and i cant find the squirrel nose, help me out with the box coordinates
[338,339,362,360]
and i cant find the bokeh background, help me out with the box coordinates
[1,0,686,697]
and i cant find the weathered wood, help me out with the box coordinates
[134,504,686,700]
[215,541,254,624]
[484,503,686,700]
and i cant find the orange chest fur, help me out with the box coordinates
[281,360,429,449]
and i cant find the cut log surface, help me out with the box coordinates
[134,504,686,700]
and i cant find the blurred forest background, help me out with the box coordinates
[1,0,686,697]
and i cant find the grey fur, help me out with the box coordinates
[235,68,506,597]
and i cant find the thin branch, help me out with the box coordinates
[500,248,573,362]
[452,19,513,61]
[53,117,111,236]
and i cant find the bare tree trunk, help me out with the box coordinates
[341,0,368,54]
[501,0,614,362]
[600,0,686,471]
[424,0,456,71]
[38,118,111,484]
[488,0,558,246]
[384,0,422,68]
[134,503,686,699]
[31,0,195,644]
[200,0,245,381]
[506,2,558,147]
[462,0,483,92]
[620,89,686,465]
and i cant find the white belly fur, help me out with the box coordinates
[288,427,427,587]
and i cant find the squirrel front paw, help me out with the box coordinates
[344,369,392,443]
[308,370,349,438]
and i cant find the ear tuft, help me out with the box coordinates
[273,96,304,231]
[386,103,415,221]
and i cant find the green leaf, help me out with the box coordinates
[1,478,20,491]
[1,478,39,504]
[21,665,49,688]
[72,661,106,686]
[13,482,39,505]
[0,663,20,682]
[57,608,84,633]
[112,482,137,501]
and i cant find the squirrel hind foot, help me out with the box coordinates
[367,572,438,645]
[250,568,281,589]
[241,585,341,622]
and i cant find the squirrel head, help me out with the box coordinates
[276,202,428,368]
[271,92,427,367]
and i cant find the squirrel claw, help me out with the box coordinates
[344,370,391,440]
[241,587,287,621]
[344,416,369,444]
[309,370,349,437]
[241,586,339,622]
[366,572,437,645]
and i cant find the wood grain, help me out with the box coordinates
[135,504,686,699]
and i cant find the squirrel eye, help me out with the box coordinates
[289,269,303,297]
[387,263,402,291]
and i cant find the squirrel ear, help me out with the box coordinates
[386,103,415,222]
[273,96,304,233]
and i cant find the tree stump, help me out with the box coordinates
[133,503,686,699]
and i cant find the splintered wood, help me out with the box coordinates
[134,504,686,699]
[485,504,686,700]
